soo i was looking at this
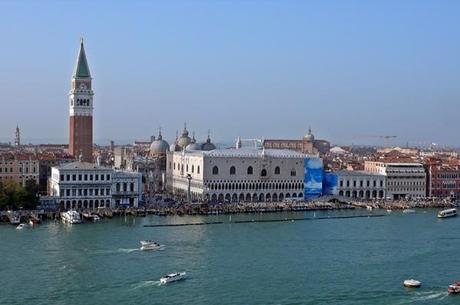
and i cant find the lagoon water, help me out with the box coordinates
[1,209,459,305]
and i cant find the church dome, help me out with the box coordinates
[304,127,314,141]
[186,142,202,151]
[202,134,216,151]
[149,130,169,155]
[177,126,192,148]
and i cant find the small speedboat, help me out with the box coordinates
[403,209,416,214]
[140,240,159,246]
[437,208,457,219]
[448,281,460,294]
[159,272,186,284]
[140,240,162,251]
[16,223,26,230]
[404,279,421,288]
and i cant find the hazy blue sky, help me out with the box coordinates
[0,0,459,146]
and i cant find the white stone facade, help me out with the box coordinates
[364,161,426,199]
[335,170,386,199]
[50,162,141,209]
[166,148,306,203]
[112,170,142,208]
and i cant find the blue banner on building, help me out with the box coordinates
[304,157,323,199]
[322,172,338,195]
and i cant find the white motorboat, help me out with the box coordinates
[92,215,101,221]
[437,208,457,219]
[140,240,162,251]
[402,209,416,214]
[61,210,82,224]
[404,279,421,288]
[159,272,186,284]
[16,223,26,230]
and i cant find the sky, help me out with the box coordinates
[0,0,459,147]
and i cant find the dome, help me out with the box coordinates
[170,143,180,152]
[149,131,169,155]
[186,142,202,151]
[177,126,192,148]
[202,134,216,151]
[304,127,314,141]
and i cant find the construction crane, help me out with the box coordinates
[355,135,397,147]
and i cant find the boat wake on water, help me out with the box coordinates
[410,290,448,302]
[117,248,141,253]
[131,280,162,289]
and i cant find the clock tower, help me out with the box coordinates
[69,38,94,162]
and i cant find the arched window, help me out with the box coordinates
[275,166,280,175]
[212,166,219,175]
[191,165,194,173]
[197,166,200,174]
[261,169,267,177]
[230,166,236,175]
[247,166,253,175]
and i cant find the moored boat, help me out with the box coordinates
[448,281,460,294]
[404,279,421,288]
[61,210,82,224]
[437,208,457,219]
[403,209,416,214]
[159,272,186,284]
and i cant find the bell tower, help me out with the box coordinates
[69,38,94,162]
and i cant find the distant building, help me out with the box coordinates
[335,170,386,199]
[365,161,426,199]
[166,145,305,203]
[112,170,142,207]
[14,126,20,147]
[263,128,330,155]
[0,156,39,187]
[424,158,460,199]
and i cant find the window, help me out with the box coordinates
[72,174,76,181]
[130,183,134,192]
[84,174,88,181]
[101,174,105,181]
[212,166,219,175]
[78,174,82,181]
[261,169,267,177]
[116,183,120,192]
[230,166,236,175]
[95,174,99,181]
[90,174,93,181]
[247,166,253,175]
[275,166,280,175]
[60,175,64,181]
[197,166,200,174]
[290,170,296,177]
[192,165,194,173]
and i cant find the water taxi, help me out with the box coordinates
[437,208,457,219]
[448,281,460,294]
[159,272,186,284]
[404,279,421,288]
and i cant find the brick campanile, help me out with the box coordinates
[69,38,94,162]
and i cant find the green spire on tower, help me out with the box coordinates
[73,38,91,78]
